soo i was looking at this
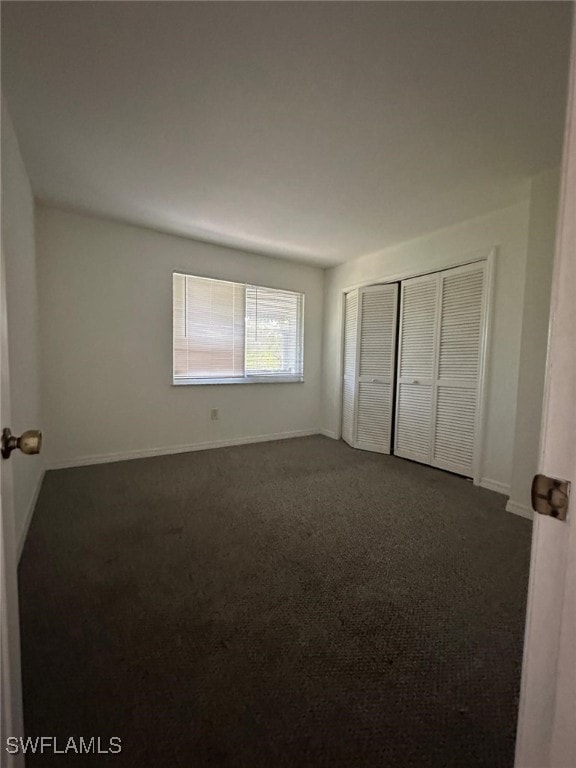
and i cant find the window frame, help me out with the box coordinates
[172,272,305,386]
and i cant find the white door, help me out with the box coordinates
[395,262,486,478]
[0,253,25,766]
[433,263,485,477]
[395,273,438,465]
[514,17,576,768]
[342,284,398,454]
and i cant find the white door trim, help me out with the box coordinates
[340,245,496,296]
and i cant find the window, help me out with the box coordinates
[173,273,304,384]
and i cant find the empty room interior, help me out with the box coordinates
[1,2,574,766]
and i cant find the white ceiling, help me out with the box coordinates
[2,2,573,266]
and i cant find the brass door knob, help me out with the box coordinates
[1,428,42,459]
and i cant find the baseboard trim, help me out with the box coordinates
[46,430,321,470]
[479,477,510,496]
[18,468,45,561]
[506,500,534,521]
[319,429,339,440]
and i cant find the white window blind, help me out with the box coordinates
[173,273,304,384]
[245,285,303,378]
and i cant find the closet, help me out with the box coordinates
[342,261,487,478]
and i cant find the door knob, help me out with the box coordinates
[1,428,42,459]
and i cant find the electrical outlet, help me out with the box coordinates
[210,408,219,421]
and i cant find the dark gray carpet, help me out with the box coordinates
[19,435,531,767]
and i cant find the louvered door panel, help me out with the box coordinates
[342,290,359,446]
[438,270,484,381]
[433,387,477,472]
[398,279,437,379]
[356,382,392,450]
[355,284,398,453]
[394,274,439,463]
[432,264,485,477]
[395,384,433,461]
[358,290,396,378]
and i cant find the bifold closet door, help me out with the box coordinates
[342,284,399,453]
[395,274,438,464]
[433,264,485,476]
[394,262,486,478]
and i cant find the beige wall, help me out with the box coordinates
[1,103,44,552]
[321,200,532,493]
[507,169,560,517]
[36,206,324,468]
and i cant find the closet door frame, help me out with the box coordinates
[472,255,495,485]
[337,248,495,486]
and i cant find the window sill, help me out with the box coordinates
[172,376,305,386]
